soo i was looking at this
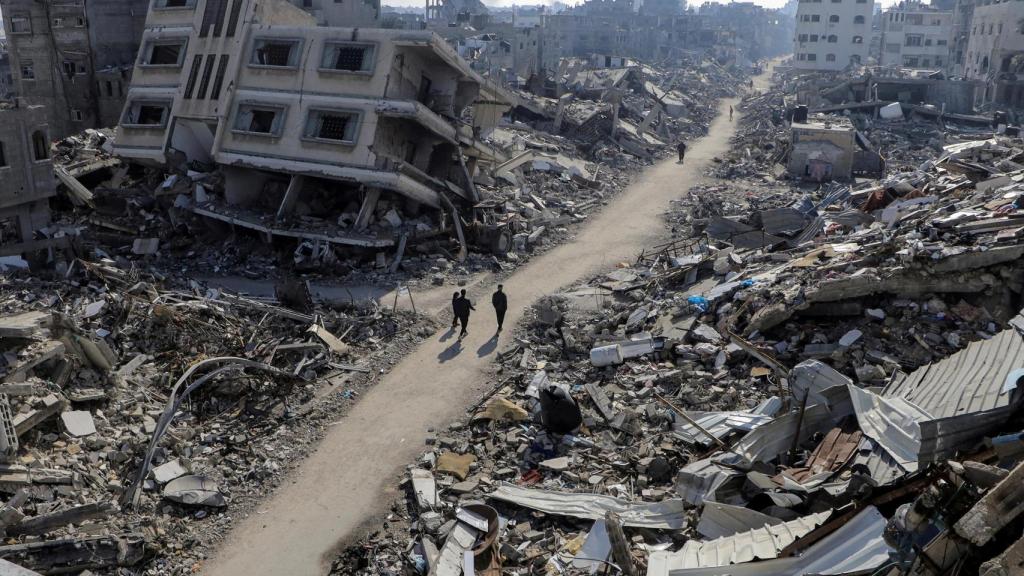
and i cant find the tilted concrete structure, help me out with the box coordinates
[115,0,509,248]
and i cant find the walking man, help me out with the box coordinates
[492,284,508,333]
[455,289,475,340]
[450,291,460,329]
[729,105,733,121]
[677,141,687,164]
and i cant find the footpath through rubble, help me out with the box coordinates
[0,61,751,575]
[332,68,1024,576]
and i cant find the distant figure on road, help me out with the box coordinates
[454,289,475,340]
[677,141,687,164]
[729,105,733,121]
[451,291,460,329]
[492,285,508,333]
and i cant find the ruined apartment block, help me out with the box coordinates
[0,0,149,138]
[115,0,507,251]
[961,0,1024,109]
[879,1,953,71]
[793,0,873,70]
[0,104,56,258]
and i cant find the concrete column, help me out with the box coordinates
[553,93,573,132]
[639,103,661,135]
[275,175,306,223]
[354,188,381,231]
[605,89,623,138]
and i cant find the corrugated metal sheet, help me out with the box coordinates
[674,398,781,447]
[732,404,833,464]
[675,459,745,507]
[883,320,1024,418]
[648,510,831,572]
[777,424,861,484]
[760,208,808,236]
[662,506,892,576]
[487,484,687,529]
[861,317,1024,476]
[696,502,783,539]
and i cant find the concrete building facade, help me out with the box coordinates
[879,1,953,70]
[115,0,508,249]
[0,103,56,257]
[788,115,857,180]
[962,0,1024,109]
[948,0,975,76]
[285,0,380,27]
[793,0,874,70]
[0,37,12,99]
[0,0,149,137]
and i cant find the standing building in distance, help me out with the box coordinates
[879,1,953,70]
[793,0,873,70]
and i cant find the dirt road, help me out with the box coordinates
[202,70,771,576]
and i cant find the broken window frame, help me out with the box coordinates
[153,0,196,10]
[232,103,287,137]
[302,108,360,145]
[319,41,376,74]
[141,38,189,68]
[31,130,48,162]
[20,60,35,81]
[250,38,303,69]
[9,16,31,34]
[121,100,172,128]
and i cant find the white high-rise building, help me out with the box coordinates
[793,0,874,70]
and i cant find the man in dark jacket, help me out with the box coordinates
[454,289,475,339]
[492,284,508,333]
[677,141,687,163]
[451,291,460,329]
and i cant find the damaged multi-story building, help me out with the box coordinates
[0,37,13,99]
[879,1,953,70]
[0,103,57,259]
[114,0,511,254]
[961,0,1024,110]
[0,0,149,138]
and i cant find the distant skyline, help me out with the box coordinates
[384,0,904,10]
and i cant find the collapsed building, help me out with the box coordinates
[330,65,1024,576]
[115,0,513,257]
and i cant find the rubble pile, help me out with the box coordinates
[331,75,1024,576]
[0,263,431,574]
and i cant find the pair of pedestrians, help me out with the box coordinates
[450,285,508,340]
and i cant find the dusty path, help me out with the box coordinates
[202,67,773,576]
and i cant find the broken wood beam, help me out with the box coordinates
[8,501,117,536]
[605,511,636,576]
